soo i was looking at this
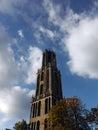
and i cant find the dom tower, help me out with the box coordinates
[29,49,63,130]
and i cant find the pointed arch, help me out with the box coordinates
[44,119,48,129]
[37,121,40,130]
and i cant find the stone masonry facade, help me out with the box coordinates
[29,49,63,130]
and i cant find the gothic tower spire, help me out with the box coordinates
[29,49,63,130]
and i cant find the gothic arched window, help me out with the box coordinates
[33,122,36,130]
[45,98,48,114]
[31,122,33,130]
[33,103,35,118]
[30,104,33,118]
[44,119,48,129]
[41,72,44,81]
[49,97,51,111]
[36,74,40,95]
[38,101,41,116]
[37,121,40,130]
[46,70,49,89]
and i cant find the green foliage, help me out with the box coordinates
[13,119,27,130]
[47,97,91,130]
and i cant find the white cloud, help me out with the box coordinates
[43,0,79,31]
[0,44,42,127]
[43,0,98,79]
[0,0,26,14]
[0,24,42,128]
[94,1,98,8]
[18,46,42,84]
[39,26,55,39]
[0,24,42,87]
[66,17,98,78]
[43,2,60,34]
[25,46,42,84]
[0,86,35,127]
[18,29,24,38]
[43,0,61,26]
[0,25,19,88]
[2,0,98,128]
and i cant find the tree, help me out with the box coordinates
[87,106,98,125]
[13,119,27,130]
[47,97,90,130]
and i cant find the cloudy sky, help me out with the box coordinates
[0,0,98,129]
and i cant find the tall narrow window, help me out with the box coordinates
[44,119,48,129]
[46,70,49,89]
[45,99,48,114]
[30,104,33,118]
[42,53,45,67]
[31,122,33,130]
[33,103,35,118]
[41,72,44,81]
[34,122,36,130]
[49,98,51,111]
[48,52,51,63]
[35,103,37,117]
[36,74,40,95]
[38,101,41,116]
[37,121,40,130]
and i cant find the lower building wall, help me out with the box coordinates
[29,96,51,130]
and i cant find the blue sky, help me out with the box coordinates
[0,0,98,129]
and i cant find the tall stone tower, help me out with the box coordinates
[29,49,63,130]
